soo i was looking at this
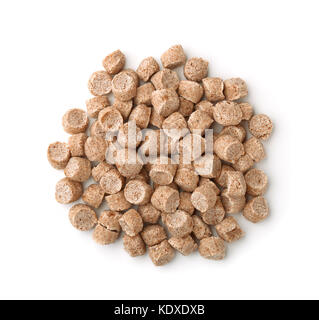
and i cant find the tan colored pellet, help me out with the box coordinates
[151,88,180,117]
[134,83,155,106]
[174,166,199,192]
[149,240,175,266]
[249,114,273,140]
[86,96,110,118]
[92,161,113,182]
[165,210,193,238]
[84,135,107,162]
[243,196,269,223]
[149,108,165,128]
[93,224,119,245]
[102,49,125,75]
[168,235,198,256]
[162,112,188,139]
[115,148,143,178]
[151,68,180,90]
[245,168,268,196]
[199,237,226,260]
[179,134,205,163]
[184,57,208,82]
[202,77,225,102]
[48,142,71,169]
[68,133,87,157]
[62,108,89,134]
[113,98,133,120]
[112,71,137,101]
[215,164,235,187]
[55,177,82,204]
[161,45,186,69]
[82,184,105,208]
[126,167,149,184]
[224,78,248,101]
[64,157,91,182]
[99,168,124,194]
[238,102,254,120]
[179,97,194,117]
[178,192,195,215]
[199,178,220,195]
[69,204,97,231]
[119,209,143,237]
[124,179,153,205]
[193,154,221,179]
[122,69,139,87]
[215,216,244,243]
[129,104,151,129]
[136,57,160,82]
[200,196,225,226]
[214,134,245,163]
[195,100,214,118]
[233,154,254,172]
[88,70,112,96]
[244,137,266,162]
[141,224,167,247]
[191,183,217,212]
[151,185,180,213]
[117,122,142,149]
[219,125,246,142]
[137,203,161,224]
[98,107,123,132]
[90,120,106,138]
[187,110,213,135]
[221,190,246,214]
[225,171,247,198]
[105,191,132,212]
[149,157,178,186]
[178,80,204,104]
[123,234,146,257]
[99,210,122,232]
[213,101,242,126]
[192,215,212,240]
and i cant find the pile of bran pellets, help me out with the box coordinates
[47,45,273,266]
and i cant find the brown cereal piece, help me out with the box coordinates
[112,71,137,101]
[225,171,247,198]
[224,78,248,101]
[113,98,133,120]
[124,179,153,205]
[214,134,245,163]
[88,71,112,96]
[141,225,167,247]
[215,164,235,187]
[115,148,143,178]
[85,96,110,118]
[151,68,179,90]
[68,133,87,157]
[221,190,246,214]
[184,57,208,82]
[219,125,246,143]
[138,203,161,224]
[165,210,194,238]
[179,134,205,163]
[126,167,149,184]
[47,142,71,169]
[245,168,268,196]
[194,154,221,179]
[134,83,155,106]
[154,181,179,191]
[199,237,226,260]
[55,177,82,204]
[69,204,97,231]
[149,108,165,129]
[99,168,124,194]
[178,192,195,215]
[62,108,89,134]
[90,120,106,138]
[239,102,254,120]
[129,104,151,129]
[202,77,225,102]
[191,183,217,213]
[99,210,122,232]
[199,178,220,195]
[161,45,186,69]
[117,122,142,149]
[174,167,199,192]
[213,101,242,126]
[168,235,198,256]
[105,191,132,211]
[84,136,107,162]
[215,216,244,243]
[92,162,113,182]
[161,135,179,156]
[187,110,213,135]
[136,57,160,82]
[139,129,161,157]
[243,196,269,223]
[122,69,139,87]
[119,209,143,237]
[244,137,266,162]
[149,240,175,266]
[195,100,214,118]
[151,88,180,117]
[123,234,146,257]
[102,50,125,75]
[151,186,180,213]
[93,224,119,245]
[149,157,178,186]
[162,112,188,139]
[64,157,91,182]
[249,114,273,140]
[200,196,225,226]
[192,215,212,240]
[98,107,123,132]
[179,97,194,117]
[82,184,105,208]
[178,80,204,104]
[233,154,254,172]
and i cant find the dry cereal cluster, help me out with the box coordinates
[48,45,273,266]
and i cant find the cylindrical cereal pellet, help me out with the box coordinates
[219,125,246,142]
[151,68,180,90]
[233,154,254,172]
[174,166,199,192]
[187,110,213,135]
[200,196,225,226]
[68,133,87,157]
[202,77,225,102]
[124,179,153,205]
[213,101,243,126]
[123,234,146,257]
[93,224,120,245]
[105,191,132,212]
[102,49,125,75]
[225,171,247,198]
[199,237,226,260]
[92,162,113,182]
[119,209,143,237]
[178,80,204,104]
[162,112,188,139]
[148,240,175,266]
[178,192,195,215]
[149,157,178,186]
[192,215,212,240]
[151,88,180,117]
[88,70,112,96]
[55,177,82,204]
[238,102,254,121]
[244,137,266,162]
[129,104,151,129]
[117,122,142,149]
[82,184,105,208]
[195,100,214,118]
[115,148,143,178]
[113,98,133,120]
[223,78,248,101]
[248,114,273,140]
[141,225,167,247]
[193,154,221,178]
[245,168,268,196]
[214,134,245,163]
[98,107,123,133]
[184,57,208,82]
[134,83,155,106]
[221,190,246,214]
[62,108,89,134]
[47,142,71,169]
[112,71,137,101]
[215,164,235,187]
[243,196,269,223]
[69,204,97,231]
[99,168,124,194]
[161,44,186,69]
[168,235,198,256]
[191,183,217,212]
[215,216,244,243]
[84,136,107,162]
[64,157,91,182]
[137,203,161,224]
[151,186,180,213]
[165,210,193,238]
[136,57,160,82]
[86,96,110,118]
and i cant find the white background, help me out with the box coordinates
[0,0,318,300]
